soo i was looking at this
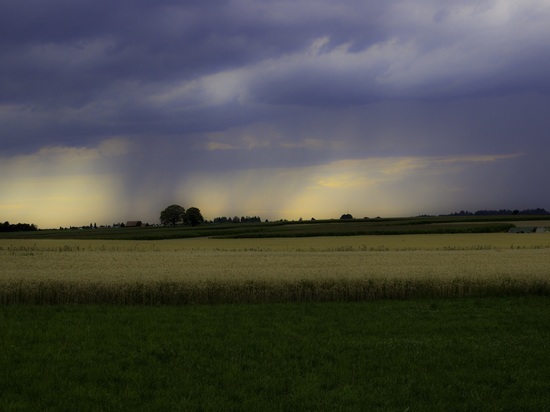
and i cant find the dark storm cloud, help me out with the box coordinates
[2,1,550,225]
[1,1,383,104]
[3,1,550,150]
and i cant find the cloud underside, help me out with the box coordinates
[2,1,550,226]
[182,153,524,220]
[2,1,550,152]
[0,139,524,227]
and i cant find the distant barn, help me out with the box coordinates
[126,221,142,228]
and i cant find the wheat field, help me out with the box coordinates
[1,233,549,304]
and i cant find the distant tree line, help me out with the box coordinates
[447,208,550,216]
[213,216,262,224]
[1,221,37,232]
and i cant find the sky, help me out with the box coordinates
[1,0,550,228]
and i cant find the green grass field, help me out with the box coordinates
[2,298,550,411]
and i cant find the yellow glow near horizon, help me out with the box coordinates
[1,138,129,228]
[2,142,521,227]
[0,175,122,228]
[181,153,521,220]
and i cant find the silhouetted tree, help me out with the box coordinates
[184,207,204,226]
[0,222,37,232]
[449,208,549,216]
[160,204,185,226]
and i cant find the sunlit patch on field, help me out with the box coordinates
[1,234,549,304]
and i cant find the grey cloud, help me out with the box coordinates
[0,1,388,107]
[5,2,547,102]
[2,1,550,160]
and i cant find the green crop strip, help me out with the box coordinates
[1,298,550,410]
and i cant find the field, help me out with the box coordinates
[2,220,550,409]
[2,298,550,410]
[3,214,543,240]
[1,233,550,304]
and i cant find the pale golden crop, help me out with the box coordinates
[1,233,549,304]
[2,248,549,283]
[2,232,549,252]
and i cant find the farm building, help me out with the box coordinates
[125,221,142,227]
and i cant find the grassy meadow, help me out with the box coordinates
[2,298,550,410]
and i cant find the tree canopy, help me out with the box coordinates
[159,205,204,227]
[160,205,185,226]
[183,207,204,226]
[1,221,37,232]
